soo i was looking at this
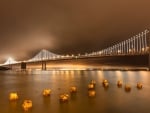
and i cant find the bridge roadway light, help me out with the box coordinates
[60,56,63,59]
[129,49,132,54]
[146,46,149,52]
[65,54,69,58]
[142,48,145,52]
[85,53,88,56]
[99,51,102,55]
[118,50,121,54]
[56,56,60,59]
[53,56,56,59]
[71,54,74,58]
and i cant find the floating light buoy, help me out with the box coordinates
[103,82,109,87]
[117,80,123,87]
[103,79,109,88]
[43,89,51,96]
[137,82,143,89]
[88,90,96,97]
[70,86,77,93]
[90,80,96,86]
[88,83,95,90]
[22,99,32,111]
[103,79,108,84]
[125,84,131,92]
[9,92,19,101]
[59,94,69,102]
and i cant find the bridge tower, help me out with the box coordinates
[42,61,46,70]
[21,62,26,71]
[28,49,60,70]
[4,57,18,70]
[148,30,150,70]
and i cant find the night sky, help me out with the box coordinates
[0,0,150,63]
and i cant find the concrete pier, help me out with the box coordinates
[42,61,46,70]
[21,62,26,71]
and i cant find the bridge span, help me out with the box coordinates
[0,29,150,71]
[3,54,149,71]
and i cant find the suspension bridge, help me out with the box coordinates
[0,29,150,70]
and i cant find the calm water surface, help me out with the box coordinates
[0,70,150,113]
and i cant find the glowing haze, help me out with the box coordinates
[0,0,150,63]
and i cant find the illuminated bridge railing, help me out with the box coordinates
[86,29,149,57]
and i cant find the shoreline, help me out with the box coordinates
[1,66,149,72]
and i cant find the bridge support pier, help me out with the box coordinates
[42,61,47,70]
[147,29,150,71]
[149,48,150,71]
[148,38,150,71]
[21,62,26,71]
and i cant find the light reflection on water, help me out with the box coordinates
[0,70,150,113]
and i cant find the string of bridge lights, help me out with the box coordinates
[88,29,149,56]
[1,29,149,65]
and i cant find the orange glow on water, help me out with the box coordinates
[115,71,123,80]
